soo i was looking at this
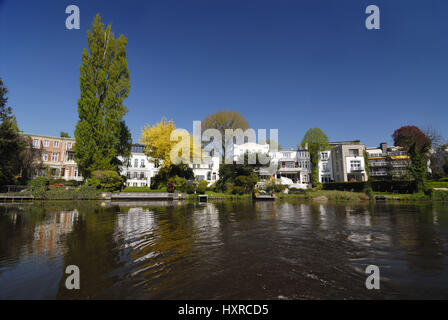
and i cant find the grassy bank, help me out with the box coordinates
[277,190,370,201]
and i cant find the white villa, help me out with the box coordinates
[119,144,160,187]
[318,150,334,183]
[233,142,313,189]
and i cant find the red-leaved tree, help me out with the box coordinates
[392,126,431,152]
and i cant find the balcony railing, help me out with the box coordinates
[368,153,387,158]
[370,171,389,176]
[278,167,301,172]
[390,162,409,168]
[369,161,388,167]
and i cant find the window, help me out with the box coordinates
[133,172,138,179]
[52,153,59,162]
[134,159,138,168]
[127,172,131,179]
[43,153,48,161]
[284,161,295,168]
[207,172,211,180]
[140,159,145,168]
[33,139,39,147]
[44,140,49,147]
[74,169,78,177]
[282,152,290,158]
[66,142,72,150]
[350,160,361,170]
[349,149,359,156]
[54,141,59,148]
[140,172,145,179]
[322,163,328,171]
[212,172,216,180]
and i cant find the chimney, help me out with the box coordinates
[380,142,387,154]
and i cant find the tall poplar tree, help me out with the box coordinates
[0,78,38,185]
[74,14,131,179]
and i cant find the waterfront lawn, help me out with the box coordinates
[426,181,448,189]
[121,186,167,193]
[278,190,369,201]
[372,192,430,201]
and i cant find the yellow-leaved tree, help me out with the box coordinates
[140,118,202,167]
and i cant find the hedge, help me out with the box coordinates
[429,189,448,201]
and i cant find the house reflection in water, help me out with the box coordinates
[33,210,78,255]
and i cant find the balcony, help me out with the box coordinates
[278,167,301,173]
[368,153,387,158]
[390,162,409,168]
[350,167,364,172]
[369,161,388,167]
[371,171,389,176]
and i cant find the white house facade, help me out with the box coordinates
[190,152,221,185]
[119,144,160,187]
[233,143,312,189]
[318,150,334,183]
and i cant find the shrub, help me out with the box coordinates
[51,183,65,187]
[123,186,152,192]
[231,186,245,195]
[28,177,49,189]
[49,178,66,185]
[430,189,448,201]
[186,183,196,194]
[167,179,174,193]
[76,185,99,200]
[235,175,258,193]
[65,179,83,187]
[89,170,123,191]
[196,180,209,194]
[174,176,188,192]
[265,179,287,193]
[206,184,216,192]
[151,164,194,189]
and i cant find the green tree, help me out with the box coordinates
[409,142,427,193]
[151,164,194,189]
[0,78,27,185]
[60,131,70,138]
[88,170,124,191]
[74,14,131,180]
[215,153,260,194]
[300,128,330,186]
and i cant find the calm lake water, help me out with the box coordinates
[0,200,447,299]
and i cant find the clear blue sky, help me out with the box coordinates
[1,0,447,149]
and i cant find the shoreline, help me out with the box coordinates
[2,191,446,203]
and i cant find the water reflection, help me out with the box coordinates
[0,200,447,299]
